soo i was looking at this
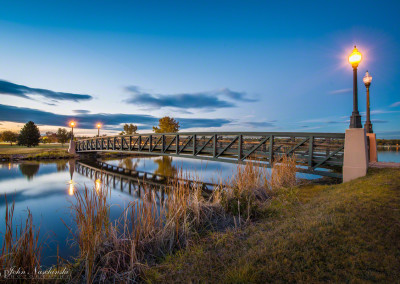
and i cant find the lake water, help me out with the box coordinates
[0,151,398,267]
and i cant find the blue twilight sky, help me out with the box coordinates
[0,1,399,137]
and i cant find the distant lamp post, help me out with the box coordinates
[70,121,76,137]
[348,46,362,128]
[97,123,102,137]
[363,71,373,133]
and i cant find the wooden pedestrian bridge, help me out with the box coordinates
[73,132,345,178]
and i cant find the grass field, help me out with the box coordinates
[0,143,68,155]
[145,168,400,283]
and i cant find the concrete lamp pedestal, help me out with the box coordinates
[367,133,378,163]
[343,128,368,183]
[68,139,76,155]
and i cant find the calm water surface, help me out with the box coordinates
[1,152,398,267]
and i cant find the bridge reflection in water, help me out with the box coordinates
[74,160,215,203]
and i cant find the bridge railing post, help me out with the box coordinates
[238,135,242,161]
[269,135,274,166]
[213,134,217,158]
[193,134,196,155]
[176,134,179,154]
[308,135,314,169]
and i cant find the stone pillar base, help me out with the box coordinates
[68,139,76,155]
[343,128,368,183]
[367,133,378,163]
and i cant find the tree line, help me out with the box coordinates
[0,116,180,147]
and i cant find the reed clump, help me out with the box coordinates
[67,185,110,283]
[0,195,43,280]
[68,156,298,282]
[68,173,229,283]
[222,155,298,219]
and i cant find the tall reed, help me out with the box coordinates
[68,185,110,283]
[222,156,298,219]
[0,194,42,278]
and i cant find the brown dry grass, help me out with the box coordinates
[0,195,43,280]
[222,155,298,220]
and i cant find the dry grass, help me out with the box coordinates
[67,172,229,283]
[65,185,110,283]
[222,156,298,219]
[0,195,43,280]
[144,168,400,283]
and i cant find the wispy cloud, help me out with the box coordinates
[371,119,388,123]
[73,109,91,114]
[0,80,93,103]
[328,88,352,95]
[361,109,400,115]
[299,118,346,124]
[390,101,400,107]
[123,86,257,111]
[0,104,231,130]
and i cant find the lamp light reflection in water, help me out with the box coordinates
[95,179,101,192]
[68,180,76,196]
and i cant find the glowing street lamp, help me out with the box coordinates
[70,121,76,137]
[348,46,362,128]
[363,71,373,133]
[97,123,102,137]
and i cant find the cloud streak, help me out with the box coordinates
[0,104,231,130]
[0,80,93,102]
[329,88,352,95]
[124,86,257,111]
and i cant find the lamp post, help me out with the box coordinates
[363,71,373,133]
[70,121,76,137]
[348,46,362,128]
[97,123,102,137]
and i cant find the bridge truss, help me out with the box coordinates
[75,132,345,178]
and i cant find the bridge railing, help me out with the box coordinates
[75,132,345,178]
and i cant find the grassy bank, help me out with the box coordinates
[0,143,74,160]
[145,168,400,283]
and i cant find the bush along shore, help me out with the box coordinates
[2,158,400,283]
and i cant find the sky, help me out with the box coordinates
[0,1,399,138]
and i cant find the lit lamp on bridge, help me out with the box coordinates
[343,45,370,182]
[70,121,76,137]
[97,123,102,137]
[363,71,373,133]
[348,46,362,128]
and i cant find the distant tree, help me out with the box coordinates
[120,124,138,135]
[153,116,180,133]
[1,131,19,146]
[42,136,49,144]
[18,121,41,147]
[45,131,58,143]
[56,128,70,146]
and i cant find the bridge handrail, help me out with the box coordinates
[75,131,345,142]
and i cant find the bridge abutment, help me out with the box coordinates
[343,128,368,182]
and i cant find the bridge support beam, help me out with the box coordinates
[343,128,368,183]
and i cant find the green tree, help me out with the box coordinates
[18,121,41,147]
[153,116,180,133]
[42,136,49,144]
[56,128,70,146]
[1,131,19,146]
[120,123,138,135]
